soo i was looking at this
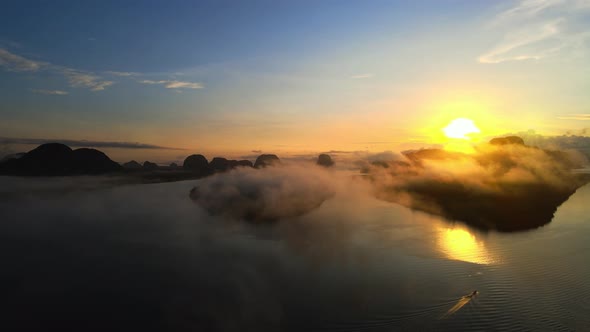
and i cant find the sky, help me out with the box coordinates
[1,0,589,163]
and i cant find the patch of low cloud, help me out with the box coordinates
[479,0,590,64]
[30,89,68,95]
[139,79,204,89]
[190,165,337,221]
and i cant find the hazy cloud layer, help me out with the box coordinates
[1,161,589,330]
[480,0,590,64]
[0,137,183,150]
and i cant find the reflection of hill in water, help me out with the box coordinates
[372,137,590,232]
[400,181,581,232]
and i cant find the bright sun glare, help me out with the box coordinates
[443,118,481,140]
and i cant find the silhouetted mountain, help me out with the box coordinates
[143,161,159,170]
[209,157,254,172]
[237,160,253,168]
[254,154,280,168]
[169,162,179,169]
[317,154,334,167]
[71,148,122,174]
[210,157,231,172]
[183,154,212,176]
[123,160,142,169]
[402,148,463,166]
[0,143,121,175]
[489,136,525,146]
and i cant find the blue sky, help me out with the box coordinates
[1,0,589,162]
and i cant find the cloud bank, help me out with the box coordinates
[186,137,589,231]
[0,137,183,150]
[190,165,336,221]
[513,130,590,158]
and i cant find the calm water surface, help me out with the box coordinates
[1,177,589,331]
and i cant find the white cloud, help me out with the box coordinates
[1,48,203,92]
[30,89,69,95]
[104,71,139,77]
[557,113,590,120]
[493,0,566,24]
[62,69,114,91]
[350,73,374,79]
[479,0,590,64]
[0,48,114,91]
[0,48,45,71]
[165,81,203,89]
[139,79,204,89]
[479,19,563,64]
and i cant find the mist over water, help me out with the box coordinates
[1,171,589,331]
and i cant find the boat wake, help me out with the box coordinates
[441,291,478,319]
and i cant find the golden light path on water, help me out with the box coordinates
[437,227,498,265]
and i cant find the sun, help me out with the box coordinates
[443,118,481,140]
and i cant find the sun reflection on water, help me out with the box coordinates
[438,227,496,264]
